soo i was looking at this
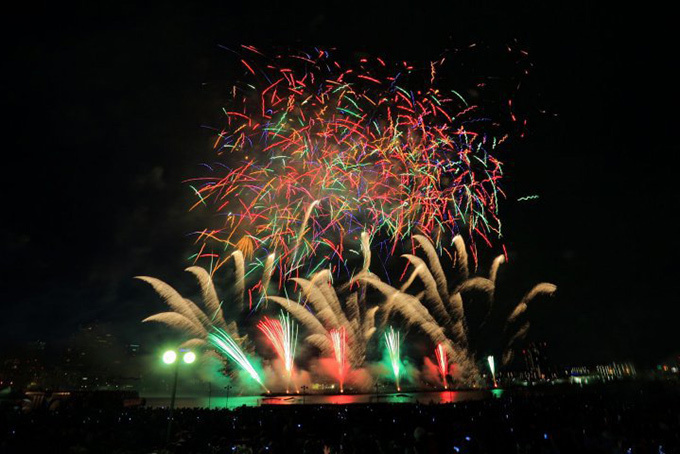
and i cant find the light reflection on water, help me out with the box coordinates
[143,389,502,410]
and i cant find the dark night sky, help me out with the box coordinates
[2,2,678,366]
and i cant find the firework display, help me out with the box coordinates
[189,47,507,282]
[140,231,554,392]
[138,50,555,395]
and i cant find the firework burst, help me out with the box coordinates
[190,48,507,279]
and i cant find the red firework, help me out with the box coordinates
[329,327,348,393]
[435,343,449,390]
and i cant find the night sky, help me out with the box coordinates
[3,2,678,366]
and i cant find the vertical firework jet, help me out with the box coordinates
[435,343,449,390]
[257,312,298,392]
[384,327,402,391]
[329,327,348,393]
[487,355,497,388]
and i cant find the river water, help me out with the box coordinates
[143,389,504,409]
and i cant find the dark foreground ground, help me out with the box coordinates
[1,382,679,453]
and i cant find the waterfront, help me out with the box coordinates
[4,382,679,453]
[143,389,504,409]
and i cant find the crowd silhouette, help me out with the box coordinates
[1,383,678,453]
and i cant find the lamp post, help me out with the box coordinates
[224,385,233,409]
[300,385,308,404]
[374,381,381,402]
[163,349,196,444]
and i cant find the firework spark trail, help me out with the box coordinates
[268,296,328,335]
[435,343,449,389]
[360,231,371,273]
[290,200,320,270]
[361,234,556,385]
[359,273,474,375]
[185,266,228,330]
[502,322,530,365]
[231,250,246,311]
[452,235,470,283]
[136,276,207,330]
[401,254,453,329]
[413,235,450,300]
[309,271,348,328]
[190,50,508,277]
[291,277,342,329]
[489,255,505,285]
[268,234,378,370]
[139,264,278,392]
[510,283,557,321]
[257,312,298,392]
[209,327,268,391]
[279,312,298,378]
[487,355,497,388]
[345,292,361,330]
[142,312,206,338]
[357,231,372,312]
[329,327,348,393]
[458,276,496,326]
[358,276,445,340]
[446,292,468,347]
[500,283,556,367]
[260,253,276,299]
[384,327,401,391]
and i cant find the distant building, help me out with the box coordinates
[1,324,142,392]
[521,342,551,380]
[568,362,637,385]
[595,362,637,378]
